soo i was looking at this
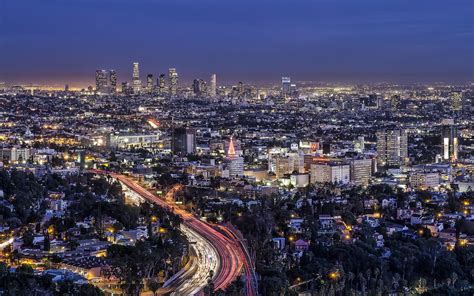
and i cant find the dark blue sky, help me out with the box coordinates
[1,0,473,86]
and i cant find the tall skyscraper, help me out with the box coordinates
[281,77,291,97]
[158,74,166,94]
[95,69,108,93]
[193,79,206,97]
[109,70,117,93]
[172,128,195,155]
[132,62,141,94]
[225,137,244,178]
[209,74,217,97]
[376,129,408,167]
[441,125,458,162]
[169,68,178,96]
[146,74,154,93]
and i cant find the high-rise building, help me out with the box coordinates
[441,125,458,162]
[274,152,304,179]
[158,74,166,94]
[172,128,195,155]
[281,77,291,97]
[95,69,108,93]
[169,68,178,96]
[225,137,244,178]
[132,62,141,94]
[350,158,373,186]
[209,74,217,97]
[146,74,154,93]
[109,70,117,93]
[193,79,207,97]
[376,129,408,167]
[310,161,350,184]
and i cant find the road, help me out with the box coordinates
[104,172,258,296]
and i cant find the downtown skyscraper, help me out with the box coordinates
[132,62,141,94]
[168,68,178,96]
[109,70,117,93]
[209,74,217,98]
[95,70,108,93]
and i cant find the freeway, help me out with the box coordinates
[103,172,258,296]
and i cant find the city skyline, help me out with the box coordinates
[1,0,473,86]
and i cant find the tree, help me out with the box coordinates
[147,278,161,296]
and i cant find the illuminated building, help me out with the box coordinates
[225,137,244,178]
[0,147,35,163]
[169,68,178,96]
[109,70,117,93]
[281,77,291,97]
[158,74,166,94]
[209,74,217,97]
[376,129,408,167]
[310,161,350,184]
[95,70,108,93]
[451,91,462,111]
[441,125,458,162]
[132,62,141,94]
[410,171,440,189]
[107,133,161,149]
[172,128,195,155]
[350,158,372,186]
[146,74,154,93]
[354,136,365,153]
[274,152,304,179]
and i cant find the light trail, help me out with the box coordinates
[92,170,258,295]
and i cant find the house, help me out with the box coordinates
[272,237,285,250]
[288,218,305,233]
[295,239,309,251]
[410,213,423,225]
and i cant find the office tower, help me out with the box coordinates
[109,70,117,93]
[310,161,350,184]
[169,68,178,96]
[209,74,217,97]
[172,128,195,155]
[226,137,244,178]
[132,62,141,94]
[376,129,408,167]
[146,74,154,93]
[158,74,166,94]
[121,82,133,95]
[451,91,462,112]
[441,125,458,162]
[281,77,291,97]
[289,84,297,97]
[95,69,108,93]
[350,158,372,186]
[193,79,207,97]
[274,152,304,179]
[64,84,69,92]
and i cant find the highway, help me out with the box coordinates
[103,172,258,296]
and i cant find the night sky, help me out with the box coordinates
[1,0,473,86]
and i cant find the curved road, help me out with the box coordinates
[104,172,257,296]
